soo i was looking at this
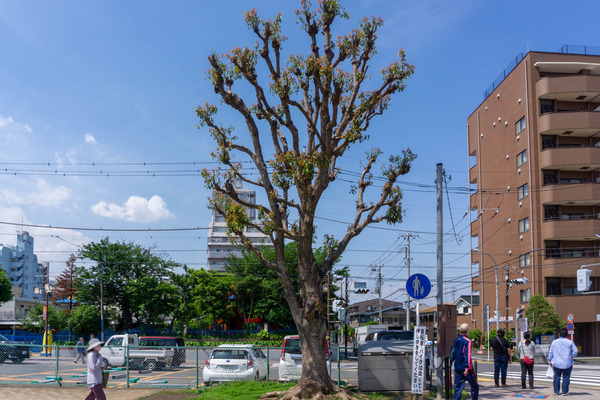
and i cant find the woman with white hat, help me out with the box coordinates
[85,338,106,400]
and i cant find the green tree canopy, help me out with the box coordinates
[186,269,236,328]
[0,268,13,304]
[525,294,565,335]
[76,238,179,331]
[67,304,104,336]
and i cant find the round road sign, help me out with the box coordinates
[567,314,574,322]
[567,322,574,331]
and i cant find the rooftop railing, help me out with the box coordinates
[483,45,600,101]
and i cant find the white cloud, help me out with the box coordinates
[0,179,71,209]
[84,133,97,144]
[91,195,174,223]
[0,115,33,146]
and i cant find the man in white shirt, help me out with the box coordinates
[548,328,578,396]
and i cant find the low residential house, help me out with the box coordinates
[347,299,406,329]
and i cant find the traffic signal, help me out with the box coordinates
[354,289,370,294]
[509,277,528,285]
[577,268,592,291]
[516,308,524,319]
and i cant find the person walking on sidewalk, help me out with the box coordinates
[518,331,536,389]
[74,337,86,364]
[548,328,578,396]
[491,329,511,387]
[452,323,479,400]
[85,338,106,400]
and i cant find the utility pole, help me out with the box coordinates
[402,233,417,329]
[344,273,349,355]
[378,261,383,323]
[505,265,510,332]
[327,271,331,336]
[436,163,444,400]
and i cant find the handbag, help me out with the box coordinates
[545,366,554,378]
[523,356,533,366]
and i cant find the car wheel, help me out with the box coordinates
[144,360,158,371]
[254,371,260,381]
[12,357,24,364]
[102,358,110,369]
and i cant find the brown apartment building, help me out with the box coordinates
[467,46,600,356]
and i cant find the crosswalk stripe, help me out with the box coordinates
[477,372,600,387]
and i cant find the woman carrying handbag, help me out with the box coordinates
[518,331,536,389]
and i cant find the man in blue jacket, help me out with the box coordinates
[453,323,479,400]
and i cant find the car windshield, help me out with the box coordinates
[0,334,8,341]
[396,331,414,340]
[284,338,301,354]
[211,349,249,360]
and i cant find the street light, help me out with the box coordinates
[473,249,499,330]
[44,282,53,357]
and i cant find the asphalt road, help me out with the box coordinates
[0,349,359,388]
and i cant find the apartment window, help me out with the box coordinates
[519,253,531,268]
[520,288,531,303]
[515,116,526,135]
[546,277,561,295]
[517,183,528,200]
[516,150,527,167]
[518,217,529,233]
[545,240,561,259]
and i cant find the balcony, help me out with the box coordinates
[536,75,600,101]
[539,182,600,205]
[541,218,600,240]
[539,146,600,170]
[538,111,600,136]
[545,246,600,259]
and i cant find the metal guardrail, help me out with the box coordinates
[0,343,361,389]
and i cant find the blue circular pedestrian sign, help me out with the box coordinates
[406,273,431,300]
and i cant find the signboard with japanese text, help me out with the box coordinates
[411,326,427,394]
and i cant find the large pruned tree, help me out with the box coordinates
[196,1,414,397]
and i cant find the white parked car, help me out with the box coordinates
[278,335,331,381]
[203,344,267,385]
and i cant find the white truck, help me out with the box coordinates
[100,334,175,371]
[355,324,389,348]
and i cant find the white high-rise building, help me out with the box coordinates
[206,180,273,272]
[0,232,45,300]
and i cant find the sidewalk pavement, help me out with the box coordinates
[0,386,160,400]
[0,382,598,400]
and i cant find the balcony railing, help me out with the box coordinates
[545,247,600,259]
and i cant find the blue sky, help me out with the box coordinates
[0,0,598,306]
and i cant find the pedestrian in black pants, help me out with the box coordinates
[490,329,512,387]
[518,331,536,389]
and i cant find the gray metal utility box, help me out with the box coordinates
[358,341,413,392]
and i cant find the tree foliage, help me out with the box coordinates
[196,1,415,395]
[21,303,68,332]
[186,269,236,329]
[67,304,104,336]
[53,254,77,311]
[0,268,13,304]
[76,238,179,331]
[525,294,564,335]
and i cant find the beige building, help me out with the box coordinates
[468,46,600,356]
